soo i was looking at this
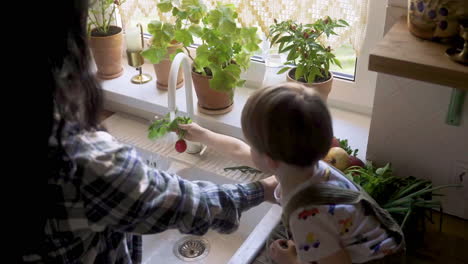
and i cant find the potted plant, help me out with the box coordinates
[153,1,261,114]
[269,17,348,101]
[88,0,126,79]
[141,0,206,90]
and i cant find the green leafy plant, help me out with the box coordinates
[192,3,261,94]
[141,0,206,64]
[143,1,261,94]
[88,0,126,36]
[148,112,192,140]
[345,163,460,231]
[269,17,348,83]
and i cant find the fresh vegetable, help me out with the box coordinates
[323,147,350,171]
[348,155,365,168]
[175,139,187,153]
[345,162,460,230]
[148,112,192,140]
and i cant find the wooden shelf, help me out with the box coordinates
[369,17,468,90]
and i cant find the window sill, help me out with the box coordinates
[101,62,371,160]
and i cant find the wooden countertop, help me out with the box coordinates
[369,17,468,90]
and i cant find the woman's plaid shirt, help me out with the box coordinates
[23,121,264,263]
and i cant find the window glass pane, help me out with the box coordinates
[330,44,357,79]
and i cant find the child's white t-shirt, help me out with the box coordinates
[274,161,400,263]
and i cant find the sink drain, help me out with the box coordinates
[173,236,210,261]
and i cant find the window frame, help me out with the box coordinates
[116,0,387,116]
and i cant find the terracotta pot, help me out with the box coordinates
[286,68,333,102]
[153,42,184,90]
[192,70,233,114]
[89,26,124,80]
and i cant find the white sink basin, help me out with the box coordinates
[136,147,281,264]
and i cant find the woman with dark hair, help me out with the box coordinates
[21,0,277,262]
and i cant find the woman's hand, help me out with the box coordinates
[269,239,299,264]
[178,123,210,143]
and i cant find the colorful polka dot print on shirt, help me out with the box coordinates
[298,208,320,220]
[299,232,321,251]
[339,217,353,235]
[328,204,336,215]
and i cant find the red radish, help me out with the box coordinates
[331,137,340,148]
[175,139,187,153]
[348,155,365,168]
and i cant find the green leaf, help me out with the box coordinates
[194,44,210,71]
[333,57,342,68]
[280,44,294,53]
[169,48,184,61]
[277,67,290,75]
[174,29,193,47]
[207,4,237,34]
[172,7,180,16]
[162,23,175,41]
[376,163,390,176]
[306,67,321,83]
[188,25,202,37]
[148,115,192,140]
[147,20,163,36]
[295,65,304,80]
[182,0,206,23]
[270,33,281,46]
[157,0,173,12]
[237,79,246,87]
[276,35,293,44]
[141,47,166,64]
[287,48,297,61]
[339,19,350,26]
[234,51,251,70]
[210,63,241,92]
[239,27,261,52]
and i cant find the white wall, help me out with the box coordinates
[366,4,468,219]
[327,0,388,115]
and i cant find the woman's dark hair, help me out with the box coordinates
[20,0,103,259]
[50,0,103,129]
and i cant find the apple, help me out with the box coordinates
[323,147,350,171]
[331,137,340,148]
[348,155,365,168]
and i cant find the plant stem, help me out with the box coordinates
[400,208,412,229]
[184,46,195,62]
[101,1,106,33]
[105,6,117,34]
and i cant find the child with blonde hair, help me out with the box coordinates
[179,83,404,264]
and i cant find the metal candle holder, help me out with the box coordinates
[127,23,152,84]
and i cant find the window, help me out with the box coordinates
[330,44,357,81]
[118,0,387,115]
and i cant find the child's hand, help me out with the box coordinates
[259,176,279,204]
[269,239,298,264]
[177,123,209,143]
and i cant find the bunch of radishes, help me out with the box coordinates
[148,113,192,153]
[322,137,365,172]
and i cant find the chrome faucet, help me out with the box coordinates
[167,53,203,154]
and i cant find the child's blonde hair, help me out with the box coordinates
[241,82,333,167]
